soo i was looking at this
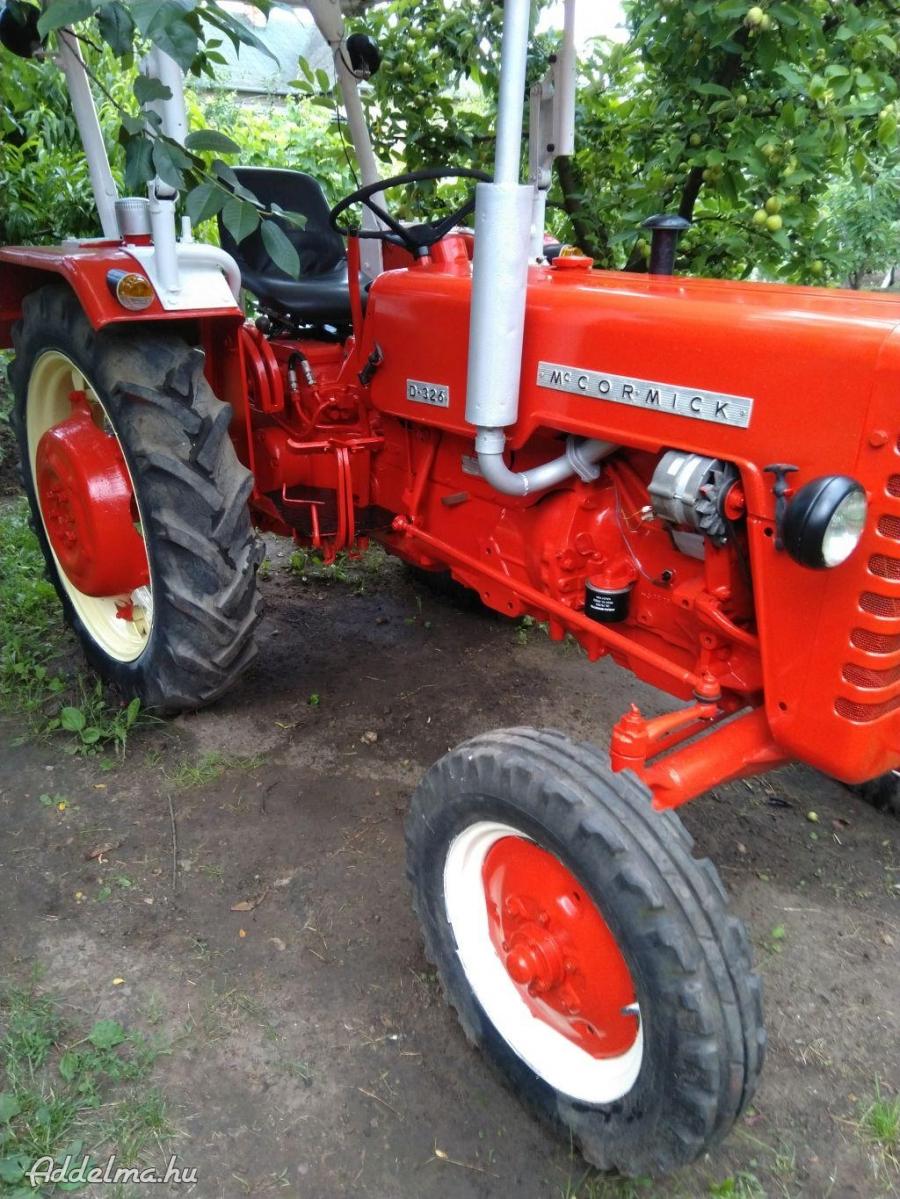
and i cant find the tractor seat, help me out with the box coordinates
[217,167,356,326]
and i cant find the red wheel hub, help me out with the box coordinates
[482,837,638,1058]
[35,394,150,597]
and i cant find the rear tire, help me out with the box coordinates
[406,727,765,1176]
[10,284,262,713]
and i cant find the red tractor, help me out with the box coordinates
[2,0,898,1177]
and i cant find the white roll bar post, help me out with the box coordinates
[528,0,576,259]
[55,28,119,239]
[306,0,384,277]
[141,47,189,144]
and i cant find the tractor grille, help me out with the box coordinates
[836,432,900,725]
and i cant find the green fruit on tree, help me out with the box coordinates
[810,260,824,277]
[752,208,768,226]
[766,214,783,232]
[765,196,782,214]
[689,133,702,146]
[736,94,748,108]
[745,6,765,27]
[759,13,772,30]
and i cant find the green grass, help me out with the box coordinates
[286,544,387,593]
[0,987,171,1195]
[0,501,149,756]
[859,1081,900,1170]
[163,750,263,789]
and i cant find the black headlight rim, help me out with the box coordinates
[782,474,866,570]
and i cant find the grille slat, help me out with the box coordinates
[842,662,900,689]
[837,434,900,726]
[860,591,900,618]
[851,627,900,654]
[836,694,900,723]
[869,554,900,581]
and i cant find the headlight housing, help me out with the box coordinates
[782,475,867,569]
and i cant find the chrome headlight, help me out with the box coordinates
[783,476,867,569]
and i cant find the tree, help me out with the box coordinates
[2,0,898,286]
[354,0,900,283]
[823,169,900,288]
[562,0,900,281]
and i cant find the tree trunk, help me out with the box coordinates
[624,26,751,273]
[554,156,613,266]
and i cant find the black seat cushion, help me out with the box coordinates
[218,168,353,324]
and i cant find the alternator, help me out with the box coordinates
[648,451,738,544]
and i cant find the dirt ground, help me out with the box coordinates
[1,540,899,1199]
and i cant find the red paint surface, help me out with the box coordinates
[482,836,638,1058]
[35,395,149,596]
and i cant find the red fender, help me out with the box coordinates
[0,243,242,347]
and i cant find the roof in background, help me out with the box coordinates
[203,4,333,95]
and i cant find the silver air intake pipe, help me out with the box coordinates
[465,0,618,497]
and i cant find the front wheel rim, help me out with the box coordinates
[27,349,153,663]
[443,821,643,1105]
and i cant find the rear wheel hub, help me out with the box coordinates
[35,392,149,597]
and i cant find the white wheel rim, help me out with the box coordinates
[443,821,644,1105]
[27,349,153,663]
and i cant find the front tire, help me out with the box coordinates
[10,284,262,713]
[406,728,765,1176]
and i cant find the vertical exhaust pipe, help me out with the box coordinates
[464,0,534,443]
[465,0,617,497]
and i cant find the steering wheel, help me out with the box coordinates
[329,167,491,256]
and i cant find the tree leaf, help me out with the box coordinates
[37,0,96,36]
[134,75,173,105]
[123,135,154,192]
[96,2,134,56]
[201,4,277,64]
[260,218,300,278]
[212,160,259,203]
[60,706,86,732]
[87,1019,126,1050]
[131,0,199,71]
[184,129,240,155]
[0,1094,20,1123]
[151,138,192,190]
[221,195,260,244]
[185,182,227,225]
